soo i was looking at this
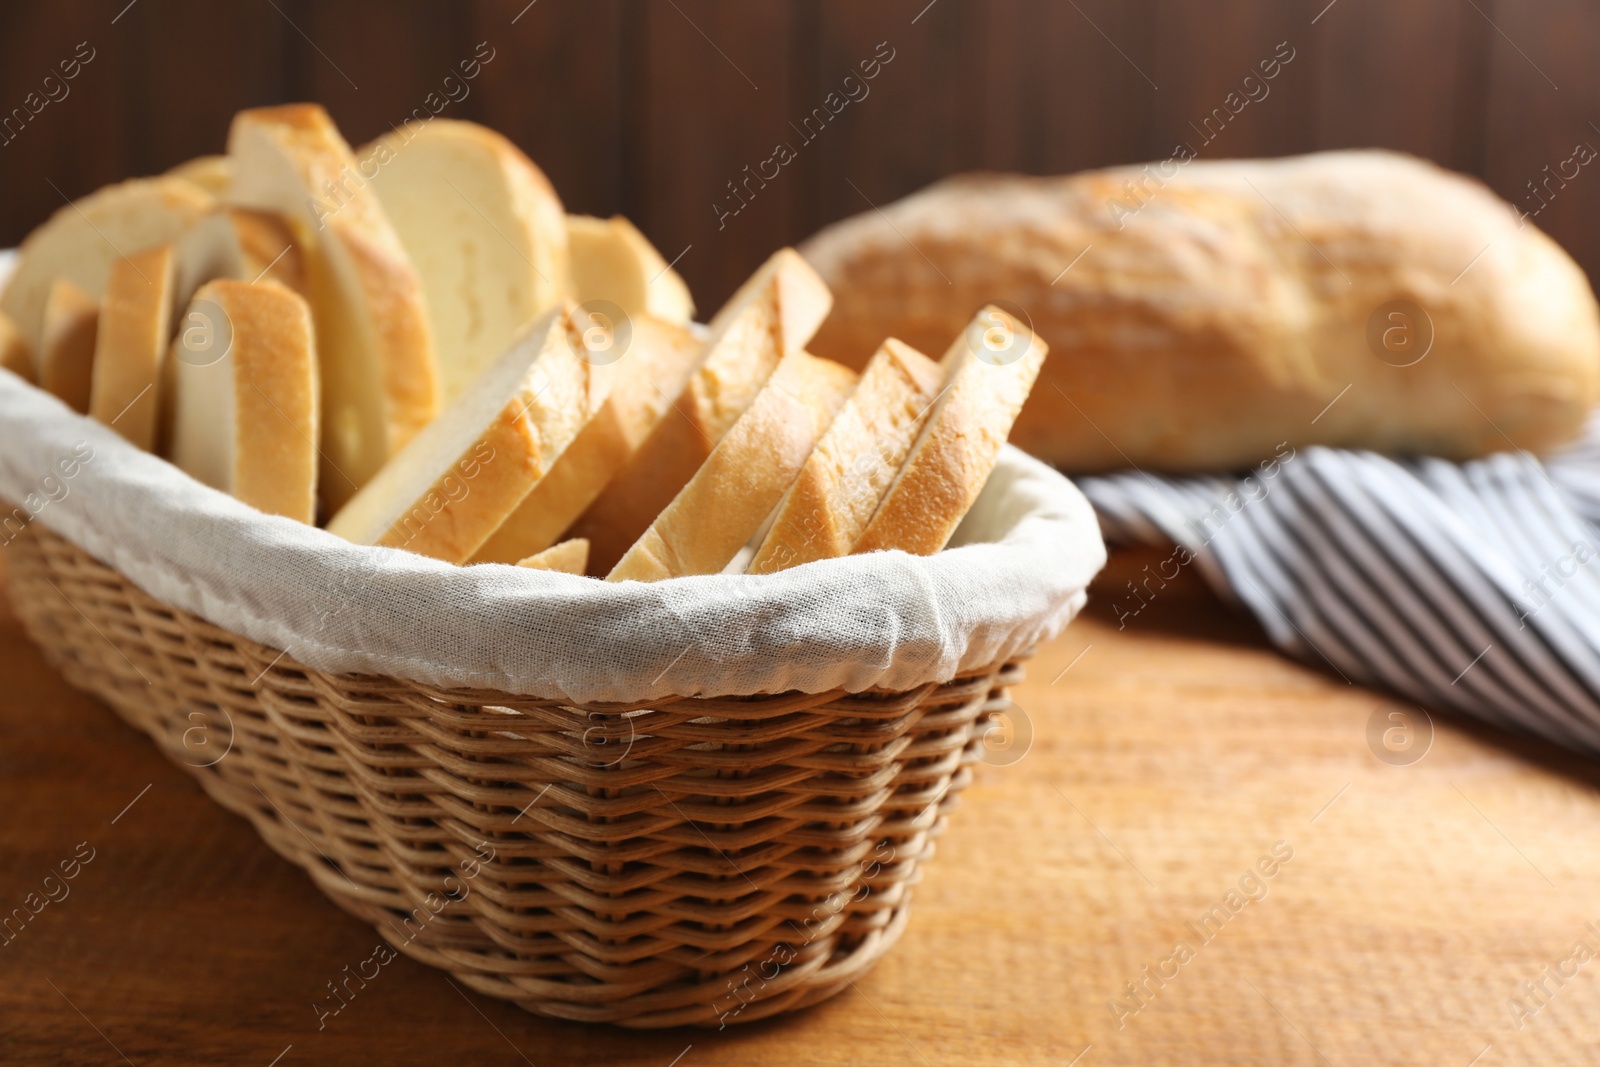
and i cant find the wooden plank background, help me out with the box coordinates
[0,0,1592,313]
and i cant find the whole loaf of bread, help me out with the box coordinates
[800,150,1600,470]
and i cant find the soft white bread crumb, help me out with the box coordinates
[226,103,438,512]
[471,315,702,565]
[608,351,859,582]
[855,306,1048,556]
[39,279,99,413]
[567,214,693,324]
[568,248,831,573]
[749,337,943,573]
[1,176,212,354]
[364,119,569,406]
[167,280,319,523]
[326,306,605,563]
[515,538,588,574]
[90,244,176,450]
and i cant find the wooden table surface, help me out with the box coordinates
[4,547,1599,1066]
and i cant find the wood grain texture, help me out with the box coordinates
[3,547,1598,1065]
[633,1,800,312]
[465,0,628,218]
[1,2,1597,310]
[1482,0,1600,295]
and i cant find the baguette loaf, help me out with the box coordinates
[363,120,569,405]
[89,244,176,449]
[516,538,588,574]
[174,207,306,312]
[1,176,212,353]
[0,311,34,385]
[567,214,694,324]
[748,338,943,573]
[226,104,438,510]
[568,248,831,573]
[167,280,319,523]
[39,279,99,413]
[608,351,858,582]
[801,151,1600,470]
[325,306,601,563]
[856,306,1047,556]
[470,315,702,564]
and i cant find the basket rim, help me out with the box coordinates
[0,371,1104,705]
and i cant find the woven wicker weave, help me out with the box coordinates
[6,522,1024,1027]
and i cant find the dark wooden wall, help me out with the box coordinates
[0,0,1596,310]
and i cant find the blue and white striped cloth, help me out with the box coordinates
[1076,418,1600,756]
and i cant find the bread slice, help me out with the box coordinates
[39,279,99,413]
[608,351,859,582]
[174,206,306,312]
[568,248,831,573]
[748,338,944,574]
[167,154,233,197]
[363,119,569,406]
[325,306,602,563]
[0,311,34,385]
[568,214,693,324]
[0,176,212,353]
[854,306,1048,556]
[89,244,176,450]
[226,103,438,511]
[516,538,588,573]
[167,280,319,523]
[470,315,702,564]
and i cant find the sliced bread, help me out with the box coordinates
[226,103,438,511]
[39,279,99,413]
[854,306,1048,556]
[167,280,319,523]
[363,119,569,406]
[325,306,602,563]
[608,351,859,582]
[748,338,944,574]
[174,206,306,312]
[516,538,588,573]
[167,154,233,197]
[568,248,831,573]
[0,311,34,385]
[89,244,176,450]
[567,214,693,324]
[0,176,212,353]
[470,315,702,564]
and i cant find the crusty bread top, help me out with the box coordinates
[567,248,833,573]
[39,279,99,414]
[90,244,176,450]
[748,338,943,574]
[470,315,702,565]
[0,176,213,353]
[855,306,1047,556]
[167,280,320,523]
[801,151,1600,468]
[364,119,569,405]
[0,311,34,385]
[226,103,438,510]
[516,538,588,574]
[567,214,694,324]
[607,351,859,582]
[325,306,602,563]
[167,154,233,197]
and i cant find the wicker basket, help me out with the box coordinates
[7,521,1025,1028]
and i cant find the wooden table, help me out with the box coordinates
[4,547,1598,1065]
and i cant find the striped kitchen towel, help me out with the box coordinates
[1076,418,1600,756]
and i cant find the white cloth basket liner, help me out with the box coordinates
[0,369,1105,703]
